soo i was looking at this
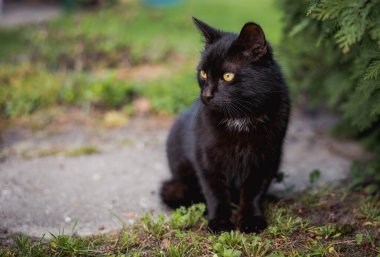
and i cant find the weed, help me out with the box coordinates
[49,232,94,256]
[117,231,138,253]
[213,246,242,257]
[241,235,272,257]
[169,203,206,230]
[309,169,321,184]
[165,241,194,257]
[308,225,341,239]
[14,234,50,257]
[306,240,337,257]
[211,232,272,257]
[355,230,379,248]
[141,213,167,239]
[359,198,380,221]
[363,230,378,247]
[267,207,308,237]
[355,233,364,245]
[212,231,243,257]
[216,231,245,248]
[15,234,32,256]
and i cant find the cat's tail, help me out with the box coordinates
[160,179,204,209]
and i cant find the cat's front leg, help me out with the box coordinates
[238,175,270,233]
[200,171,234,233]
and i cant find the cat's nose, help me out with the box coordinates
[202,92,214,102]
[202,87,214,102]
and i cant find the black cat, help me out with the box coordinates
[160,17,290,233]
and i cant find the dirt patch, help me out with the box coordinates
[290,188,361,226]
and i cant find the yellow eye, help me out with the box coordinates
[223,72,235,82]
[200,70,207,79]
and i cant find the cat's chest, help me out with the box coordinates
[201,138,259,184]
[217,138,254,156]
[195,114,271,168]
[204,135,259,168]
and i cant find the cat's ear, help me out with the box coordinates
[235,22,267,60]
[192,17,221,46]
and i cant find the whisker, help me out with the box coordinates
[231,101,252,114]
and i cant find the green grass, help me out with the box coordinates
[0,0,282,66]
[0,65,198,118]
[0,0,282,119]
[1,188,379,257]
[0,28,27,58]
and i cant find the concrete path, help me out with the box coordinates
[0,111,367,237]
[0,3,61,28]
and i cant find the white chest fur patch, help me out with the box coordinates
[221,118,253,132]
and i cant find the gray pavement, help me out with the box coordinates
[0,111,367,237]
[0,3,61,28]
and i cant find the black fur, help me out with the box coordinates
[160,17,290,233]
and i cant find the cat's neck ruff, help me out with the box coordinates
[220,117,253,133]
[220,115,268,133]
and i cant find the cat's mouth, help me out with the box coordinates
[202,99,256,119]
[202,100,233,116]
[201,97,219,111]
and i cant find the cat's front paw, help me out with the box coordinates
[208,218,234,233]
[239,215,267,233]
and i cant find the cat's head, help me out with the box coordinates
[193,17,282,118]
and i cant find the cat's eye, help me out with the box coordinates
[223,72,235,82]
[200,70,207,79]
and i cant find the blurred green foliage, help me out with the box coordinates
[0,65,62,118]
[0,0,282,118]
[0,65,198,117]
[1,0,282,66]
[278,0,380,154]
[140,71,199,114]
[278,0,380,191]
